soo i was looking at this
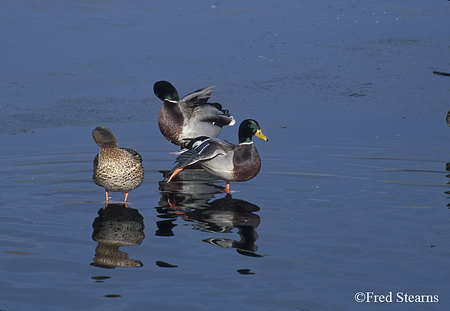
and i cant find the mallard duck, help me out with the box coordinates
[92,126,144,203]
[154,81,235,146]
[167,119,268,193]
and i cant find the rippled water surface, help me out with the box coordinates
[1,1,450,310]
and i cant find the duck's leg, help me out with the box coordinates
[219,182,234,194]
[124,192,129,203]
[224,181,231,193]
[105,190,109,202]
[167,167,184,183]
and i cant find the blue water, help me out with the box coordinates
[1,1,450,310]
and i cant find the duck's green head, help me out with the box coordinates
[238,119,269,144]
[153,81,180,101]
[93,126,118,147]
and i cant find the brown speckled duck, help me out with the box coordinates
[92,126,144,203]
[154,81,235,146]
[167,119,268,193]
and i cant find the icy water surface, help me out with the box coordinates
[1,119,450,311]
[2,0,450,310]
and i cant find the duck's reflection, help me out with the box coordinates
[91,203,145,268]
[157,169,262,256]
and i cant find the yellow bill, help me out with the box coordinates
[255,129,269,141]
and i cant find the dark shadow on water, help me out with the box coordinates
[445,162,450,209]
[91,203,145,268]
[156,169,263,257]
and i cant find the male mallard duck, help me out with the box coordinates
[154,81,235,146]
[92,126,144,203]
[167,119,268,193]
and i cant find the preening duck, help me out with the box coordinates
[167,119,268,193]
[154,81,235,146]
[92,126,144,203]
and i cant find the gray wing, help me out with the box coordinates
[180,86,216,108]
[180,86,235,126]
[169,138,236,173]
[193,105,235,126]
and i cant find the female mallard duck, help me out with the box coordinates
[92,126,144,203]
[154,81,235,146]
[167,119,268,193]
